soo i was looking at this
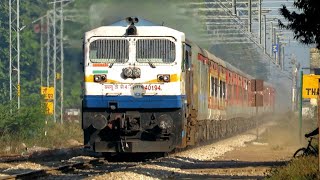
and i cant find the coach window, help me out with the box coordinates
[227,83,231,101]
[219,80,222,98]
[244,80,248,105]
[210,76,214,97]
[239,78,242,104]
[214,78,218,97]
[222,82,226,99]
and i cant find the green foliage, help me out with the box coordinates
[0,96,46,138]
[279,0,320,49]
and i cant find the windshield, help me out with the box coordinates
[136,39,175,63]
[89,39,129,63]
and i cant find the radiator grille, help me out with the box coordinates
[89,39,129,63]
[136,39,175,63]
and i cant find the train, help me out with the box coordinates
[81,17,275,154]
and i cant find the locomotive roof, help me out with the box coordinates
[109,17,160,27]
[85,17,185,39]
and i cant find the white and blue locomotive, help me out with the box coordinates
[81,17,275,153]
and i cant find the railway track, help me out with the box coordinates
[0,156,286,179]
[0,119,287,179]
[0,157,146,180]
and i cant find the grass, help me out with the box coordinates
[266,156,320,180]
[0,121,83,155]
[34,121,83,148]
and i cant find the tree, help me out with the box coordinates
[279,0,320,49]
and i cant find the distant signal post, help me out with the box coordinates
[41,86,54,115]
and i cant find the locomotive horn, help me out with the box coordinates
[126,17,139,25]
[133,17,139,23]
[126,17,133,24]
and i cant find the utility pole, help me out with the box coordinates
[258,0,262,44]
[276,35,280,65]
[263,14,266,54]
[53,0,57,123]
[60,0,64,124]
[291,55,297,112]
[270,22,273,56]
[248,0,252,32]
[40,17,44,87]
[281,45,285,71]
[232,0,237,16]
[46,0,68,123]
[9,0,20,109]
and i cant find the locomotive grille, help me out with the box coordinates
[89,39,129,63]
[136,39,175,63]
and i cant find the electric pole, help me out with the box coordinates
[9,0,20,110]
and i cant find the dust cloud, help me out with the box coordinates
[87,0,208,47]
[261,113,316,153]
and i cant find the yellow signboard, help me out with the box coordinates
[41,86,54,100]
[302,75,320,98]
[45,102,54,115]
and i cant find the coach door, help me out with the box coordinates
[185,44,197,146]
[185,44,193,111]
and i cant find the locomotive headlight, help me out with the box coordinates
[94,75,101,82]
[157,74,170,82]
[132,67,141,78]
[94,74,107,82]
[123,67,133,78]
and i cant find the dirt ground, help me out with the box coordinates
[218,115,315,162]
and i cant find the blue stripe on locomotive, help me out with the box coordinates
[83,95,185,109]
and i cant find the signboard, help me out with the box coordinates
[41,86,54,100]
[272,44,279,53]
[45,102,54,115]
[302,75,320,98]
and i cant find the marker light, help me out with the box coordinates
[157,74,170,82]
[94,74,107,82]
[163,75,170,82]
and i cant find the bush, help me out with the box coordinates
[0,95,83,154]
[0,95,46,141]
[267,156,320,179]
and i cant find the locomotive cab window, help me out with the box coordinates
[136,39,176,63]
[89,39,129,63]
